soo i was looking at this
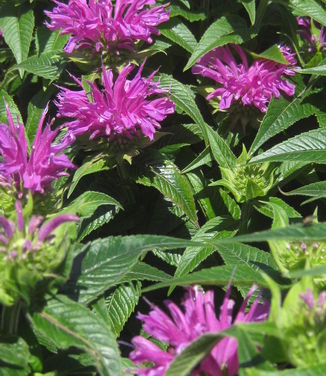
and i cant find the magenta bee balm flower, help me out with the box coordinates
[45,0,170,53]
[129,285,269,376]
[0,104,75,195]
[192,44,297,112]
[297,17,326,52]
[56,63,175,141]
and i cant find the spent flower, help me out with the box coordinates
[45,0,170,54]
[129,285,269,376]
[56,63,175,141]
[192,44,297,112]
[0,104,75,195]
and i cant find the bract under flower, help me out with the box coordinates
[56,63,175,141]
[45,0,170,53]
[0,200,78,306]
[129,285,269,375]
[0,104,75,195]
[192,44,297,112]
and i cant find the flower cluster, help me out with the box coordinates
[56,63,175,141]
[192,44,297,112]
[45,0,170,54]
[298,17,326,52]
[130,285,269,376]
[0,201,78,305]
[0,104,75,195]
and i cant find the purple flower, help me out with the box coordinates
[45,0,170,54]
[192,44,297,112]
[129,285,269,376]
[0,200,78,261]
[0,104,75,194]
[297,17,326,52]
[55,63,175,141]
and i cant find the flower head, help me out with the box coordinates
[129,285,269,376]
[297,17,326,52]
[0,200,78,305]
[0,104,75,195]
[45,0,170,54]
[56,63,175,141]
[192,44,297,112]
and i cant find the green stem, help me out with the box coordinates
[1,301,22,335]
[239,201,253,234]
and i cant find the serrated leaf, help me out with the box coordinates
[182,147,212,173]
[158,74,208,142]
[207,125,237,168]
[160,18,197,53]
[68,159,110,198]
[70,235,196,304]
[26,88,54,145]
[0,5,34,76]
[0,90,22,125]
[184,15,255,70]
[137,159,198,226]
[216,222,326,243]
[122,262,172,283]
[255,197,301,219]
[16,50,65,79]
[0,338,30,375]
[37,28,69,54]
[249,94,319,155]
[30,295,122,376]
[145,264,266,292]
[170,5,205,22]
[62,191,122,219]
[298,63,326,75]
[106,282,141,337]
[290,0,326,27]
[250,129,326,164]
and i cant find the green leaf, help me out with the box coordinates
[297,64,326,75]
[68,159,110,198]
[248,363,326,376]
[207,125,237,168]
[0,90,22,125]
[158,74,208,142]
[250,44,288,64]
[255,197,301,219]
[160,18,197,53]
[249,94,319,155]
[184,15,255,71]
[16,50,65,80]
[182,147,212,173]
[26,88,54,145]
[31,295,122,376]
[144,264,266,292]
[123,262,172,283]
[173,217,236,282]
[218,242,277,273]
[0,5,34,75]
[137,159,198,226]
[0,338,30,375]
[250,129,326,164]
[290,0,326,27]
[71,235,195,304]
[106,282,141,337]
[62,191,122,219]
[216,222,326,243]
[241,0,256,25]
[170,5,205,22]
[37,28,69,54]
[279,181,326,204]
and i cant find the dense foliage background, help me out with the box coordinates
[2,0,326,375]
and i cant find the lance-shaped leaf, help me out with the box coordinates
[68,235,196,304]
[250,129,326,164]
[30,295,122,376]
[160,18,197,53]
